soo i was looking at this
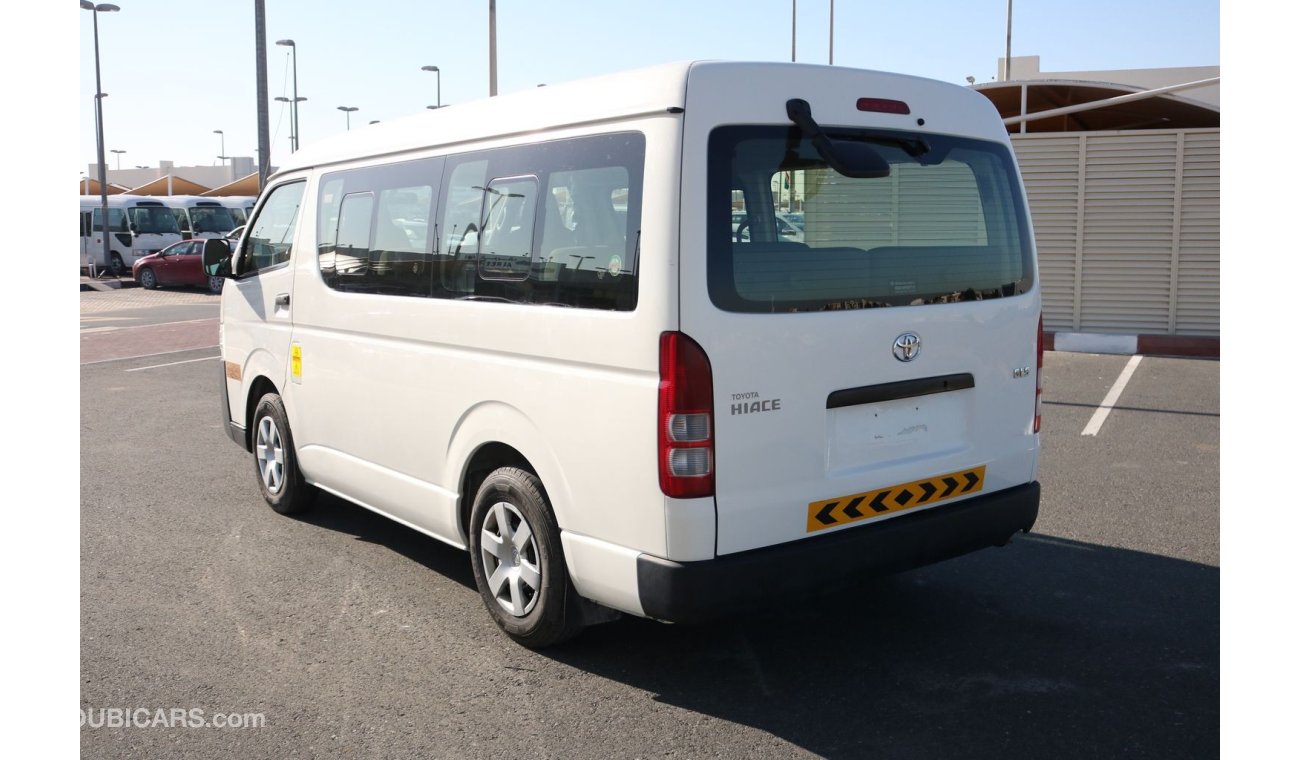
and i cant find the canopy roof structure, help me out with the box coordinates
[124,175,213,196]
[200,172,262,197]
[79,179,130,195]
[974,79,1220,133]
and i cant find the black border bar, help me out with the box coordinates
[827,372,974,409]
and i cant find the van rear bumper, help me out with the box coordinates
[636,482,1039,624]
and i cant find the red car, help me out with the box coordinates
[132,240,225,294]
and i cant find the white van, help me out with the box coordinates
[80,195,184,274]
[205,61,1042,648]
[161,196,241,240]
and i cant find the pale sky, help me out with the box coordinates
[77,0,1220,171]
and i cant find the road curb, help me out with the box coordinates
[1046,331,1219,358]
[80,276,139,292]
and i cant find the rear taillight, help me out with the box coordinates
[1034,313,1043,433]
[658,332,714,498]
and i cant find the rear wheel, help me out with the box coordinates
[207,275,224,294]
[139,267,157,289]
[250,392,316,515]
[469,467,584,648]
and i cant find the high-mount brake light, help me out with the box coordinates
[658,332,715,499]
[856,97,911,115]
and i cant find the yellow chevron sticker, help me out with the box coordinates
[806,466,987,532]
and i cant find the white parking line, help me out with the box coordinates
[81,345,219,367]
[1082,355,1143,436]
[80,317,216,334]
[124,355,221,372]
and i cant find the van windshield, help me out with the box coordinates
[189,206,237,234]
[707,126,1033,313]
[129,206,181,235]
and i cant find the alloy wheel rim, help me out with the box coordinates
[255,415,285,494]
[479,501,541,617]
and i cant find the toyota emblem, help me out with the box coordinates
[893,333,921,362]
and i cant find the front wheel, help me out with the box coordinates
[139,267,157,289]
[250,392,316,515]
[109,253,126,277]
[469,468,585,648]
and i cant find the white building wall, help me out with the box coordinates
[89,157,257,193]
[1013,128,1219,337]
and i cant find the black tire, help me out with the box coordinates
[468,467,585,648]
[250,392,316,515]
[139,267,158,289]
[110,253,126,277]
[207,275,225,294]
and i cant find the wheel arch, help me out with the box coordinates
[242,375,279,450]
[447,401,574,547]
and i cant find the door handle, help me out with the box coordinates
[275,293,291,308]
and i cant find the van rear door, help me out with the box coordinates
[678,65,1041,556]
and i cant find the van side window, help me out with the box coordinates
[479,176,538,280]
[92,207,127,233]
[435,132,644,310]
[439,159,488,295]
[333,192,375,278]
[240,181,305,274]
[317,157,442,297]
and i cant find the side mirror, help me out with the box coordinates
[202,237,234,278]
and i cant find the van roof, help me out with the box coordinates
[274,61,987,179]
[277,60,697,177]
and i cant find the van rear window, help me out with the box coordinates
[707,126,1033,313]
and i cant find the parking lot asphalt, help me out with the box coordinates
[79,290,1219,759]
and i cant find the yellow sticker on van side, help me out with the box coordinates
[806,466,986,532]
[290,344,302,381]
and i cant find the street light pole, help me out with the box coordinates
[214,129,225,166]
[828,0,834,65]
[276,39,300,151]
[421,65,441,108]
[254,0,271,190]
[82,1,120,278]
[110,149,125,170]
[488,0,497,96]
[791,0,796,62]
[1004,0,1013,81]
[274,96,307,152]
[338,106,358,130]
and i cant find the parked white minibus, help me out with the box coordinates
[80,195,184,274]
[161,196,241,240]
[205,62,1042,647]
[215,195,258,226]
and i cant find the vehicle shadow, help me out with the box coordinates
[291,494,1217,759]
[545,533,1218,760]
[294,492,477,591]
